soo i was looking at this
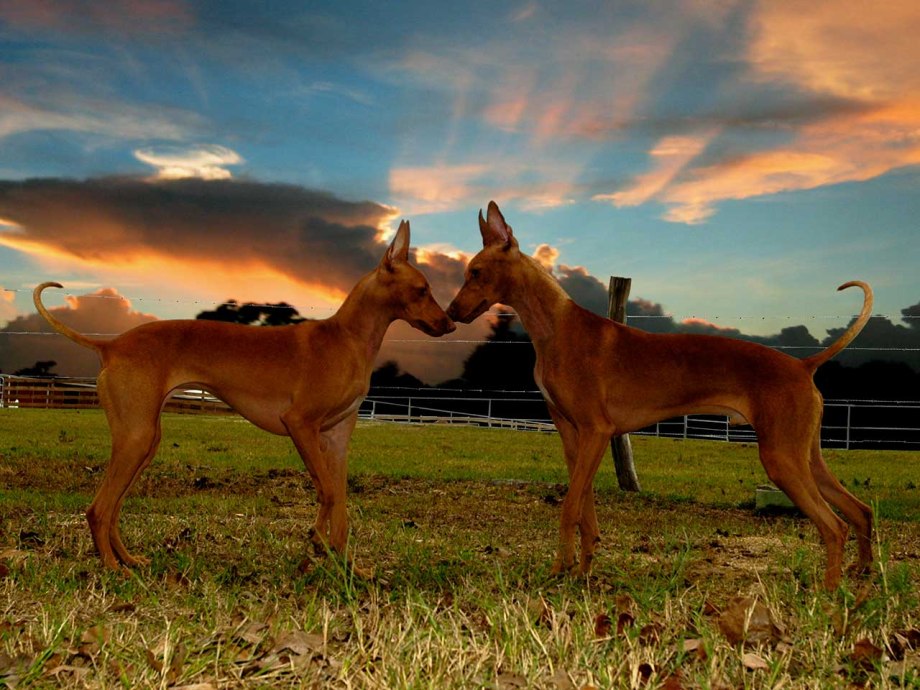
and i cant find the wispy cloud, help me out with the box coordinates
[0,92,203,143]
[593,132,717,212]
[407,0,918,224]
[617,0,920,224]
[0,0,193,34]
[304,81,373,106]
[385,15,690,213]
[134,144,243,181]
[389,164,490,215]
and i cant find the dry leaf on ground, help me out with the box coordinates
[717,597,781,647]
[594,613,612,638]
[742,652,769,671]
[271,630,325,657]
[849,637,884,672]
[551,667,576,690]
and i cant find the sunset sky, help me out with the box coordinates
[1,1,918,382]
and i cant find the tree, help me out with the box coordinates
[14,360,58,377]
[195,300,307,326]
[370,361,425,390]
[459,315,536,390]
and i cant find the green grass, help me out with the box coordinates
[1,409,919,688]
[4,409,917,520]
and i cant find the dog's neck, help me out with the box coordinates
[504,254,570,344]
[329,271,395,358]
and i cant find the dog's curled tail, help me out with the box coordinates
[803,280,873,372]
[33,282,101,351]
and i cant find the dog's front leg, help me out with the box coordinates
[283,414,334,554]
[551,428,609,576]
[320,411,359,553]
[547,407,602,573]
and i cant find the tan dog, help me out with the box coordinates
[34,221,455,571]
[447,202,873,590]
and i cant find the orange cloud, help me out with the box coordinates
[594,132,717,210]
[532,244,559,270]
[646,0,920,223]
[389,160,581,214]
[390,21,683,213]
[0,286,16,325]
[748,1,920,101]
[389,164,490,214]
[679,317,741,335]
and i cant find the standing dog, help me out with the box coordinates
[34,221,455,571]
[447,202,873,590]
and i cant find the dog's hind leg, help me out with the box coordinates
[809,433,873,575]
[88,369,165,569]
[758,428,848,590]
[108,420,162,567]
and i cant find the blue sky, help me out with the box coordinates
[0,0,918,380]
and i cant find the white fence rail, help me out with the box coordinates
[2,375,918,450]
[358,393,920,450]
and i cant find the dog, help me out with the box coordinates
[446,201,873,590]
[34,220,455,571]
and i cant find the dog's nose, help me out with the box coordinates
[443,317,457,334]
[446,303,459,321]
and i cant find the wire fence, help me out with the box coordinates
[358,390,920,451]
[2,375,918,451]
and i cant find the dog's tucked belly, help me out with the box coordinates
[177,381,291,435]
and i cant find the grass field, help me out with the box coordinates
[1,409,919,688]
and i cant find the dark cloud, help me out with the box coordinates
[574,95,878,142]
[0,179,491,384]
[0,177,467,296]
[0,288,157,377]
[0,176,474,381]
[410,248,467,307]
[555,265,609,316]
[544,261,919,370]
[823,315,920,369]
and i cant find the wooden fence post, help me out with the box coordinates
[607,277,641,492]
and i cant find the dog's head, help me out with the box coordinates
[377,220,455,337]
[446,201,520,324]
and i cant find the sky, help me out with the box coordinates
[0,0,918,383]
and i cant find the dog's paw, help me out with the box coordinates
[349,562,375,580]
[549,558,578,577]
[847,560,873,578]
[120,554,150,568]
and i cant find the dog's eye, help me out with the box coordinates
[416,286,428,298]
[469,268,481,279]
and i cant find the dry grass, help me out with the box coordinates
[1,410,919,688]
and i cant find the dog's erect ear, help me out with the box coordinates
[383,220,411,270]
[480,201,517,250]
